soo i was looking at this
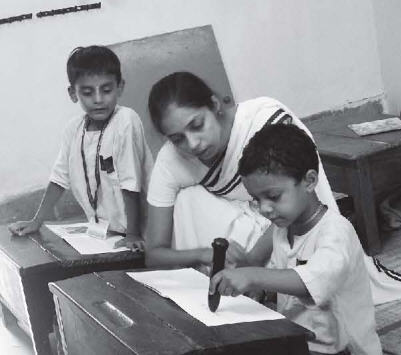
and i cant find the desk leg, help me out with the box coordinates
[22,274,55,355]
[349,159,381,255]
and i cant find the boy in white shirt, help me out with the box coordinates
[209,124,382,354]
[9,46,153,250]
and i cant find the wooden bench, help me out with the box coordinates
[50,270,313,355]
[0,224,143,355]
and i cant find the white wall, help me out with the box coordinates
[371,0,401,115]
[0,0,384,202]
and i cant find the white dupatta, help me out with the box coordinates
[199,97,338,211]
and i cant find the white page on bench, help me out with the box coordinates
[127,268,284,326]
[45,222,129,254]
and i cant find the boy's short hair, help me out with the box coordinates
[67,45,122,86]
[238,123,319,182]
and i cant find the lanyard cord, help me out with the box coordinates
[80,116,111,223]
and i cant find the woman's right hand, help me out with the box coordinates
[200,248,213,265]
[8,219,42,236]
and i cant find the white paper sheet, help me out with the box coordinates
[45,222,129,254]
[127,268,284,326]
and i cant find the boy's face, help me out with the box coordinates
[242,170,317,228]
[68,74,124,121]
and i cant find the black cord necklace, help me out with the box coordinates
[80,116,111,223]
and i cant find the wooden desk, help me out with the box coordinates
[49,271,313,355]
[306,114,401,255]
[0,225,144,355]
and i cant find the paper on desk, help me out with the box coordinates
[45,222,129,254]
[127,268,284,326]
[348,117,401,136]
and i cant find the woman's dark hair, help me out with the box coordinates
[148,72,214,133]
[67,45,122,86]
[239,123,319,182]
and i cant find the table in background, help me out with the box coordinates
[306,114,401,255]
[49,270,313,355]
[0,225,144,355]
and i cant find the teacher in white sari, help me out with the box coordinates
[145,72,401,305]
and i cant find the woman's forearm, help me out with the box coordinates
[145,246,212,268]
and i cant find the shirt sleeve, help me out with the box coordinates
[293,220,353,306]
[116,111,153,193]
[146,143,182,207]
[49,122,74,189]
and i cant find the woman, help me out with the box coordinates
[145,72,401,305]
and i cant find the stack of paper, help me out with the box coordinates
[127,268,284,326]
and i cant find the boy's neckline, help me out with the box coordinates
[85,107,117,131]
[287,204,328,247]
[86,119,108,131]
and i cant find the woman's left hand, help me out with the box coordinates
[225,241,247,268]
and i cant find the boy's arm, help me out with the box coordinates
[114,189,143,250]
[8,182,65,236]
[209,267,310,298]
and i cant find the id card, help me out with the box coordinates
[87,218,109,240]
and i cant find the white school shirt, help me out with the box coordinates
[269,209,382,355]
[50,105,153,233]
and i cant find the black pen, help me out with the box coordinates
[208,238,229,312]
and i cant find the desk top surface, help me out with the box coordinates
[50,270,313,354]
[0,224,143,272]
[305,113,401,159]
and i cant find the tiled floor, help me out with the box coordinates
[0,230,400,355]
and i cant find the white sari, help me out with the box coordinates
[172,97,401,305]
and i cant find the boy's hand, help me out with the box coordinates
[113,235,144,251]
[8,219,42,236]
[225,241,247,268]
[209,267,255,297]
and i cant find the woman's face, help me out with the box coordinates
[160,102,224,163]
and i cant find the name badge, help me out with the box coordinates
[87,217,109,240]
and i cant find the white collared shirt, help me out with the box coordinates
[50,106,153,233]
[269,209,382,355]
